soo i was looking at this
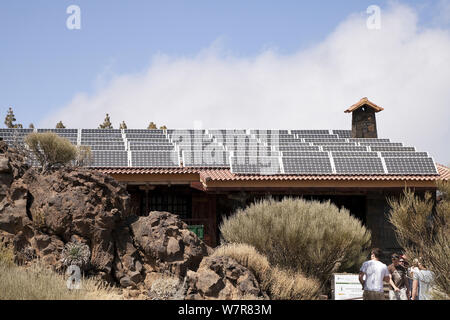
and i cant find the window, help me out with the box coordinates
[141,191,191,219]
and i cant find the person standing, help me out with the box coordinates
[412,259,435,300]
[359,248,390,300]
[388,253,411,300]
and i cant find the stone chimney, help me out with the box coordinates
[345,97,384,138]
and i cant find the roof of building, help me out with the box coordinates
[344,97,384,113]
[97,163,449,182]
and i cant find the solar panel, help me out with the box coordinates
[322,146,368,152]
[282,151,329,157]
[125,129,165,134]
[370,146,415,152]
[297,134,339,139]
[82,129,121,134]
[230,156,281,175]
[88,145,126,151]
[231,150,281,157]
[90,151,128,167]
[332,151,379,158]
[37,129,78,134]
[276,146,320,151]
[167,129,205,135]
[312,142,357,146]
[291,130,330,134]
[250,130,289,135]
[348,138,390,143]
[334,157,385,174]
[381,152,428,157]
[131,151,180,167]
[172,138,214,144]
[125,133,167,139]
[359,142,403,146]
[209,129,247,135]
[129,145,175,151]
[384,157,438,174]
[333,130,352,138]
[282,157,333,174]
[304,138,345,143]
[182,150,230,167]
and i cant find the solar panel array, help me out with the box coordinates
[0,128,439,175]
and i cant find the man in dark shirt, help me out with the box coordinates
[388,253,410,300]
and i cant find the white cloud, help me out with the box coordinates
[41,3,450,163]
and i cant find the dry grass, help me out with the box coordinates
[0,242,122,300]
[269,267,320,300]
[212,243,321,300]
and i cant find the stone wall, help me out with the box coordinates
[351,107,378,138]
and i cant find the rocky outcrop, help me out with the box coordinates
[130,212,211,278]
[185,256,266,300]
[0,141,210,289]
[0,142,266,300]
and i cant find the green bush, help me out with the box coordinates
[220,197,371,288]
[25,132,77,171]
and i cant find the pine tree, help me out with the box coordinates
[147,122,157,130]
[99,114,113,129]
[56,121,66,129]
[119,121,127,129]
[4,107,17,128]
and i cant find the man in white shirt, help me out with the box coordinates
[359,248,390,300]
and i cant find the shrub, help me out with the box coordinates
[61,241,91,270]
[212,243,320,300]
[220,197,371,288]
[388,182,450,299]
[25,132,77,171]
[148,274,186,300]
[75,145,93,167]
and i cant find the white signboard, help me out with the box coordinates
[333,273,363,300]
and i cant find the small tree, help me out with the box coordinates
[75,145,92,167]
[24,132,77,172]
[160,125,167,130]
[147,122,157,130]
[4,107,16,128]
[56,121,66,129]
[28,123,35,129]
[220,197,371,290]
[119,121,127,129]
[388,183,450,299]
[99,114,113,129]
[4,107,22,128]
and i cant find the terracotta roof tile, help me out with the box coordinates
[198,169,442,182]
[95,164,449,182]
[345,97,384,113]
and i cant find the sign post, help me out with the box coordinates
[332,273,363,300]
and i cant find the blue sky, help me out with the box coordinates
[0,1,449,162]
